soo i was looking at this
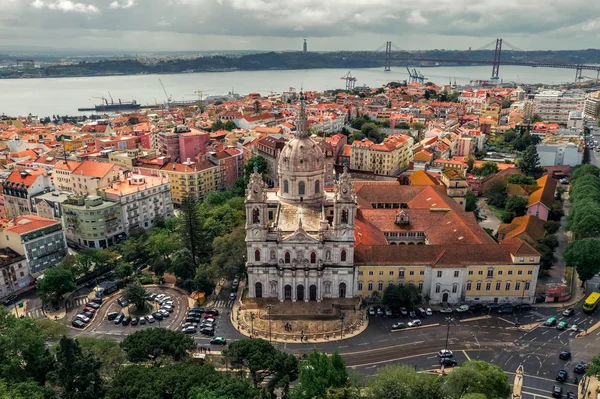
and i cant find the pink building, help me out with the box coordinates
[526,175,557,222]
[206,149,242,189]
[179,130,210,163]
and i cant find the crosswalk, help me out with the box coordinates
[26,296,91,319]
[211,299,234,309]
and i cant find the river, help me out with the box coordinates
[0,65,584,117]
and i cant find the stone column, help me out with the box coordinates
[279,274,284,302]
[304,275,309,302]
[317,276,322,302]
[292,275,297,302]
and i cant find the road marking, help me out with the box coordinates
[530,337,537,342]
[338,345,348,349]
[378,339,389,343]
[521,390,554,399]
[463,350,471,361]
[504,355,514,366]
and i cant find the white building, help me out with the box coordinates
[532,90,585,124]
[246,95,357,302]
[537,142,582,167]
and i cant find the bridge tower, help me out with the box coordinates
[491,38,502,81]
[303,39,307,53]
[384,41,392,72]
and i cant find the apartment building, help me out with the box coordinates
[584,96,600,120]
[62,195,124,249]
[252,135,287,186]
[0,216,67,276]
[68,161,122,196]
[2,170,54,219]
[349,134,414,176]
[179,130,210,162]
[0,248,29,299]
[531,90,585,124]
[101,174,173,232]
[53,160,82,192]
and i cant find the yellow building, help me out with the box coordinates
[349,134,414,176]
[138,160,219,205]
[352,181,540,305]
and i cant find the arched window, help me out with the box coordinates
[315,180,320,194]
[435,284,441,293]
[252,208,260,223]
[254,249,261,262]
[341,250,347,262]
[283,180,289,193]
[310,252,316,263]
[298,181,305,195]
[341,209,348,224]
[358,281,363,291]
[285,252,291,263]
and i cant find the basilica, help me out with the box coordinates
[245,94,357,302]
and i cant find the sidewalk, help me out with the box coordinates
[535,271,585,309]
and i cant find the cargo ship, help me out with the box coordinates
[78,96,141,112]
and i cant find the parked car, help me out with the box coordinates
[2,295,17,306]
[229,292,237,301]
[82,311,94,319]
[497,304,513,314]
[210,337,227,345]
[417,308,427,317]
[438,349,454,358]
[545,317,558,326]
[515,303,532,311]
[200,327,215,336]
[385,307,393,317]
[409,311,416,318]
[146,315,155,323]
[90,298,103,305]
[205,309,219,316]
[440,358,458,367]
[556,370,568,382]
[76,314,90,323]
[408,320,422,327]
[183,326,197,334]
[400,307,408,316]
[552,385,562,398]
[425,308,433,316]
[107,312,120,321]
[161,305,174,313]
[117,297,129,307]
[83,307,96,314]
[570,325,579,332]
[155,294,165,301]
[122,316,131,326]
[559,351,572,360]
[85,302,100,309]
[557,321,568,330]
[574,363,587,374]
[189,308,204,313]
[456,305,469,313]
[567,392,576,399]
[368,307,376,316]
[376,307,384,317]
[153,312,164,321]
[131,317,139,326]
[158,309,170,317]
[439,307,453,314]
[139,316,147,325]
[148,293,157,300]
[72,319,86,329]
[486,303,500,311]
[392,322,406,330]
[470,303,484,311]
[562,308,575,317]
[114,313,124,324]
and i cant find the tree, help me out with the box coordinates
[224,121,237,131]
[348,132,365,143]
[506,174,536,185]
[224,339,299,389]
[114,262,134,281]
[149,258,167,280]
[465,191,478,213]
[585,354,600,378]
[566,200,600,237]
[350,117,367,130]
[474,161,499,177]
[361,123,383,143]
[367,365,445,399]
[519,145,544,178]
[572,164,600,181]
[122,282,148,310]
[466,157,475,174]
[400,284,422,308]
[211,227,246,280]
[120,328,196,363]
[531,114,542,123]
[244,156,269,181]
[50,336,104,399]
[397,122,410,130]
[505,195,528,217]
[544,220,560,234]
[146,229,180,263]
[444,360,511,399]
[0,379,53,399]
[170,249,197,281]
[34,318,68,341]
[501,97,512,109]
[383,285,402,312]
[177,193,203,265]
[482,177,507,208]
[36,266,76,305]
[564,238,600,284]
[0,308,54,385]
[77,336,126,380]
[211,119,224,131]
[291,350,349,399]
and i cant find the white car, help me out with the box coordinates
[408,319,422,327]
[438,349,453,358]
[155,294,165,302]
[456,305,469,313]
[146,315,155,323]
[159,297,171,304]
[439,307,453,314]
[368,307,376,316]
[426,308,433,316]
[570,325,579,332]
[76,314,90,323]
[158,309,170,317]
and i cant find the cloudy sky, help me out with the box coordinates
[0,0,599,52]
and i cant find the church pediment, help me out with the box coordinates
[282,229,320,243]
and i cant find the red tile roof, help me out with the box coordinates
[72,160,117,178]
[4,215,59,235]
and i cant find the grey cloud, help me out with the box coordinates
[0,0,598,50]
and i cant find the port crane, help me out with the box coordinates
[340,71,357,90]
[159,79,172,104]
[406,67,425,84]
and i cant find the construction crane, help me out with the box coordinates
[341,71,357,91]
[159,79,172,104]
[406,68,425,84]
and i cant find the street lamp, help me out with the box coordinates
[516,280,528,327]
[250,312,255,338]
[444,317,454,351]
[339,312,346,340]
[265,304,273,344]
[471,332,481,359]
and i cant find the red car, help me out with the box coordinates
[83,306,96,313]
[203,313,213,319]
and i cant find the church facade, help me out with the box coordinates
[245,95,357,302]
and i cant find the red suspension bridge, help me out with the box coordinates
[374,38,600,82]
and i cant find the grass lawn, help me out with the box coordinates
[486,203,507,221]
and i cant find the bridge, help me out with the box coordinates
[375,38,600,82]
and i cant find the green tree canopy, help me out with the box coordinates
[224,339,299,389]
[36,266,76,304]
[482,176,507,208]
[505,195,528,217]
[77,336,126,381]
[291,350,349,399]
[564,238,600,283]
[350,117,367,130]
[571,164,600,181]
[177,193,203,265]
[474,161,499,177]
[444,360,511,399]
[122,282,148,310]
[506,174,536,185]
[146,228,180,263]
[211,227,246,280]
[244,156,269,181]
[519,145,544,178]
[367,365,445,399]
[121,328,196,363]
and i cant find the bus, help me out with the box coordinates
[583,292,600,313]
